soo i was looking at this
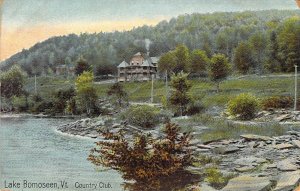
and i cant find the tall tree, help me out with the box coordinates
[278,17,300,72]
[0,65,25,99]
[233,41,255,74]
[75,56,91,76]
[75,71,97,115]
[169,72,191,116]
[173,44,190,73]
[189,49,210,76]
[209,54,231,92]
[107,82,128,107]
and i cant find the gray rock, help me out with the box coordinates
[222,175,272,191]
[292,140,300,149]
[274,143,294,150]
[234,156,267,166]
[240,134,272,141]
[277,159,298,171]
[235,166,256,172]
[213,146,240,154]
[273,170,300,191]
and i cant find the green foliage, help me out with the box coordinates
[51,87,76,114]
[209,54,230,92]
[228,93,259,120]
[233,41,255,74]
[277,16,300,72]
[204,167,233,189]
[3,10,300,76]
[261,96,293,110]
[107,82,128,107]
[75,71,98,115]
[173,44,190,73]
[122,105,160,128]
[170,72,192,116]
[158,51,176,74]
[0,65,26,99]
[12,95,28,112]
[190,49,209,77]
[75,56,91,75]
[186,101,205,116]
[88,123,193,190]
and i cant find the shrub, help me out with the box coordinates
[261,96,293,110]
[12,95,28,112]
[88,123,193,190]
[123,105,160,128]
[204,166,233,189]
[186,101,205,116]
[227,93,259,120]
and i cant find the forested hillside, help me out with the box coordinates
[1,9,299,76]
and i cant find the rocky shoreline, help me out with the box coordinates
[57,117,300,191]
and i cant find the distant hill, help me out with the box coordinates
[1,9,299,76]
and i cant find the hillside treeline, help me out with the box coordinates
[1,10,299,76]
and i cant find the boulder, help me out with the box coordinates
[222,175,272,191]
[274,143,294,150]
[240,134,272,141]
[292,140,300,149]
[277,159,299,171]
[273,170,300,191]
[213,146,240,154]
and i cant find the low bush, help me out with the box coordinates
[204,166,234,189]
[227,93,259,120]
[122,105,161,128]
[186,101,205,116]
[261,96,293,110]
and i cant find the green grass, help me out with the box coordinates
[174,114,287,142]
[26,74,296,107]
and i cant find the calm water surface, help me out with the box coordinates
[0,117,123,191]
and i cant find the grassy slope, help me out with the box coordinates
[26,74,295,107]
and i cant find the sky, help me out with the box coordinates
[0,0,299,61]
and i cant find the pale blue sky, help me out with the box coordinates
[3,0,298,26]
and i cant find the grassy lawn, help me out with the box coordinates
[27,74,296,107]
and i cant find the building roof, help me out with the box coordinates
[134,52,143,56]
[150,57,159,64]
[141,59,154,67]
[117,60,129,68]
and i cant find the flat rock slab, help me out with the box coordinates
[240,134,272,141]
[277,159,299,171]
[292,140,300,149]
[213,146,240,154]
[222,175,272,191]
[274,143,294,150]
[273,170,300,191]
[234,156,267,166]
[235,166,256,172]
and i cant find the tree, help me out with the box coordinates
[233,42,255,74]
[0,65,25,99]
[75,71,98,115]
[158,51,176,74]
[209,54,231,92]
[107,82,128,107]
[249,32,267,74]
[189,49,210,76]
[169,72,191,116]
[265,31,281,73]
[277,17,300,72]
[75,56,91,75]
[88,123,193,190]
[173,44,190,73]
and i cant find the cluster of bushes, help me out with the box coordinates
[121,105,172,128]
[261,96,293,110]
[227,94,298,120]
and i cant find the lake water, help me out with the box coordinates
[0,117,123,191]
